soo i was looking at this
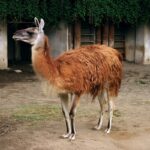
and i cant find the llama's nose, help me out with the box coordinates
[12,30,22,40]
[13,30,20,37]
[14,30,21,35]
[13,30,28,40]
[14,29,27,36]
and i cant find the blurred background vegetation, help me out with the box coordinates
[0,0,150,26]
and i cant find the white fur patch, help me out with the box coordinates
[41,79,68,98]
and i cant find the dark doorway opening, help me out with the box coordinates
[8,22,34,67]
[114,23,127,58]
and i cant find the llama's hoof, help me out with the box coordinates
[61,133,71,138]
[69,134,76,140]
[93,125,101,130]
[105,128,111,134]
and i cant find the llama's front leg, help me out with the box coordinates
[59,94,71,138]
[69,94,80,140]
[105,100,114,134]
[94,95,104,130]
[94,90,107,130]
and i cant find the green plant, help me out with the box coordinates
[0,0,149,26]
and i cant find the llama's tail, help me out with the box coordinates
[118,52,123,63]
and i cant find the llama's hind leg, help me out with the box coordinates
[69,94,81,140]
[59,93,71,138]
[105,99,114,134]
[94,90,107,130]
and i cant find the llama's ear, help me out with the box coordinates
[34,17,40,27]
[39,18,45,32]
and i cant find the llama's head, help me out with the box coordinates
[13,17,45,46]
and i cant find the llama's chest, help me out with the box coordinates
[40,79,69,96]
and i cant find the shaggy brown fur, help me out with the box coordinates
[33,36,122,100]
[13,18,123,139]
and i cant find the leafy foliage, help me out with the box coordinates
[138,0,150,23]
[0,0,149,26]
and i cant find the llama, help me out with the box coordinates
[13,18,122,140]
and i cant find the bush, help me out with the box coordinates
[0,0,149,26]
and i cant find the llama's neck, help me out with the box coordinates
[31,36,57,83]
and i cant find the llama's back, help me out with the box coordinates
[55,44,122,98]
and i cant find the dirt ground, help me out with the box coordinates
[0,62,150,150]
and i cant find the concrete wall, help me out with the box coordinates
[144,24,150,64]
[0,20,7,69]
[47,22,69,57]
[125,24,150,64]
[135,25,144,64]
[125,28,136,62]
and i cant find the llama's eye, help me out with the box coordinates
[27,31,33,36]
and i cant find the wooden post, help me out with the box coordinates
[102,22,109,45]
[0,19,8,69]
[68,25,73,50]
[15,42,21,61]
[74,21,81,48]
[96,26,101,44]
[13,24,21,62]
[109,23,114,47]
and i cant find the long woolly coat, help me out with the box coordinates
[32,36,122,99]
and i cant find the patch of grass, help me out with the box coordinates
[143,100,150,105]
[138,80,147,84]
[114,110,121,117]
[77,105,99,118]
[12,104,61,121]
[135,79,148,85]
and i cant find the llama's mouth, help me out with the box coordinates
[12,35,32,44]
[12,35,28,42]
[12,35,21,41]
